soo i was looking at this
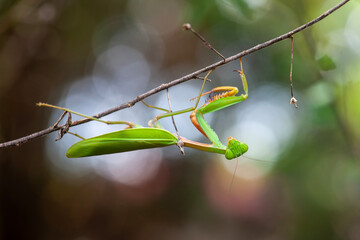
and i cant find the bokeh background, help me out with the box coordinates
[1,0,360,239]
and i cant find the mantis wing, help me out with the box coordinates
[66,128,178,158]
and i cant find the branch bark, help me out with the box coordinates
[0,0,350,148]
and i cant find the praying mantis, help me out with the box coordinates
[38,24,256,160]
[39,59,249,160]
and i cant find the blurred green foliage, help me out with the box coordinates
[1,0,359,239]
[317,54,336,71]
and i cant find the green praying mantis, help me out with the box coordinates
[38,24,260,160]
[38,58,250,160]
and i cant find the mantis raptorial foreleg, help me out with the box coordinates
[185,59,249,159]
[141,59,249,159]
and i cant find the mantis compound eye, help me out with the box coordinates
[225,137,249,160]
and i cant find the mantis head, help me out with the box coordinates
[225,137,248,160]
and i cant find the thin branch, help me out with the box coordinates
[289,36,298,108]
[0,0,350,148]
[183,23,226,61]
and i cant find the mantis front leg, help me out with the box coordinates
[187,59,249,159]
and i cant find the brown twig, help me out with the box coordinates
[183,23,226,61]
[0,0,350,148]
[289,36,298,108]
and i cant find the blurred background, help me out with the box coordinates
[1,0,360,239]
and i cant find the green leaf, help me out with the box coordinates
[317,54,336,71]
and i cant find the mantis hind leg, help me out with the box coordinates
[37,103,139,128]
[143,69,215,127]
